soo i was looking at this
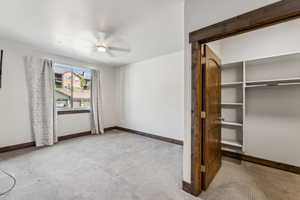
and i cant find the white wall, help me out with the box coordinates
[0,38,118,147]
[220,18,300,64]
[183,0,280,183]
[116,51,184,141]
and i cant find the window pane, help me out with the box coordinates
[72,68,91,109]
[54,66,73,109]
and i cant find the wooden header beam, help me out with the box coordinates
[189,0,300,43]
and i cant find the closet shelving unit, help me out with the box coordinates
[221,61,245,153]
[221,52,300,153]
[221,62,246,151]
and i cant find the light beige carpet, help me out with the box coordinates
[203,182,267,200]
[0,130,300,200]
[201,157,300,200]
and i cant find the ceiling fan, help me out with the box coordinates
[93,32,130,57]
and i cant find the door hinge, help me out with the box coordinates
[201,165,206,172]
[201,111,206,119]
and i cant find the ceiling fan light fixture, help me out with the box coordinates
[97,45,107,52]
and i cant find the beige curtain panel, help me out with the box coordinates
[90,69,104,134]
[24,57,57,146]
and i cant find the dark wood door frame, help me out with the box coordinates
[189,0,300,44]
[187,0,300,196]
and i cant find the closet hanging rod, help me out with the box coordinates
[246,82,300,88]
[221,82,243,87]
[246,77,300,85]
[221,102,243,106]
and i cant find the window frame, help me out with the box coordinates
[54,63,92,115]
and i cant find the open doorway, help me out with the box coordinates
[188,0,300,197]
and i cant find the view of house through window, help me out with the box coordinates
[54,64,91,110]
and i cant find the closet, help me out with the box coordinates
[221,53,300,153]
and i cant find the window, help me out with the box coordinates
[54,64,91,112]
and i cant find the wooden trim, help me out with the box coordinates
[59,127,115,141]
[104,126,118,132]
[190,42,203,196]
[57,109,90,115]
[222,150,300,175]
[114,126,183,145]
[0,49,3,88]
[0,142,35,153]
[0,126,180,154]
[0,127,116,153]
[189,0,300,43]
[58,131,92,141]
[182,181,193,194]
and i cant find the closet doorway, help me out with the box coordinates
[188,0,300,196]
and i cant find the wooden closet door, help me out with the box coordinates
[202,44,222,189]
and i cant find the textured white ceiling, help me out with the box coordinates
[0,0,184,66]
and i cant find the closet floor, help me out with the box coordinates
[201,157,300,200]
[0,130,299,200]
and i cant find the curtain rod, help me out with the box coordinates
[39,56,99,71]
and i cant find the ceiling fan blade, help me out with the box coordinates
[106,50,115,57]
[108,46,131,52]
